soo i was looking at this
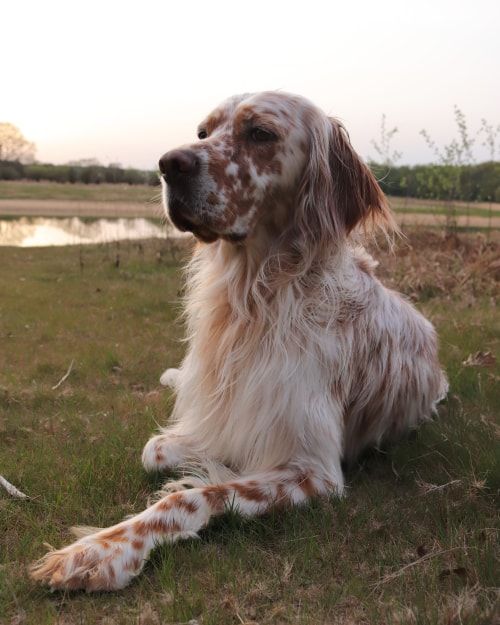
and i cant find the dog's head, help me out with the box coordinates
[159,91,394,245]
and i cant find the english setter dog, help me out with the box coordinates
[31,92,448,591]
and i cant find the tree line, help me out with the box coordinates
[370,161,500,203]
[0,159,159,186]
[1,157,499,202]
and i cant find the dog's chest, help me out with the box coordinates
[194,301,340,438]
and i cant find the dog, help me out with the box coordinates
[31,91,448,591]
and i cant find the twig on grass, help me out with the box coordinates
[416,478,462,494]
[0,475,28,499]
[52,359,75,390]
[372,547,462,588]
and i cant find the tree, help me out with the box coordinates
[420,106,475,169]
[370,114,402,167]
[66,158,101,167]
[478,118,500,162]
[0,123,36,162]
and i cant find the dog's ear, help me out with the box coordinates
[296,115,396,244]
[328,119,395,234]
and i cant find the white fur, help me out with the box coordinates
[159,367,179,388]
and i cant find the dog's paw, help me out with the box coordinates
[30,527,144,591]
[159,368,179,388]
[141,434,187,472]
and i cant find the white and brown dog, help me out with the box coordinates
[31,92,447,591]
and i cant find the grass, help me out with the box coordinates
[0,180,159,203]
[390,203,497,219]
[0,232,498,624]
[389,196,500,211]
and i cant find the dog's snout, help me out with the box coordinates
[159,149,200,182]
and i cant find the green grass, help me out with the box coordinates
[0,180,159,202]
[0,235,498,624]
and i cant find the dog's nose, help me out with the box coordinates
[159,149,200,183]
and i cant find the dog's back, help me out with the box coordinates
[341,259,448,462]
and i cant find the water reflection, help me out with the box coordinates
[0,217,171,247]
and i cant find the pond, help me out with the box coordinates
[0,217,172,247]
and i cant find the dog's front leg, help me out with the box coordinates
[141,431,195,472]
[159,367,180,388]
[30,466,340,592]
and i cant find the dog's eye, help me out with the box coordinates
[197,130,208,140]
[250,127,276,142]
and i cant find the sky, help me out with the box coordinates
[2,0,499,169]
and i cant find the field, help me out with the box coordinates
[0,181,158,203]
[0,231,499,625]
[1,181,500,228]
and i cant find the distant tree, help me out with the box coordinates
[67,158,101,167]
[148,170,161,186]
[418,106,476,223]
[0,160,24,180]
[0,123,36,162]
[420,106,475,168]
[370,114,402,167]
[478,119,500,161]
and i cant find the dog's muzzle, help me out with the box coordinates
[159,149,217,242]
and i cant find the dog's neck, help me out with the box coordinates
[221,224,349,285]
[187,228,356,330]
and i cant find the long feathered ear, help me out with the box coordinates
[328,118,396,235]
[296,114,397,245]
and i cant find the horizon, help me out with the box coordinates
[2,0,499,170]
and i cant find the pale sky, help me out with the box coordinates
[2,0,499,169]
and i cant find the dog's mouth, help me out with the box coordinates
[167,194,247,245]
[190,226,219,243]
[167,196,219,243]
